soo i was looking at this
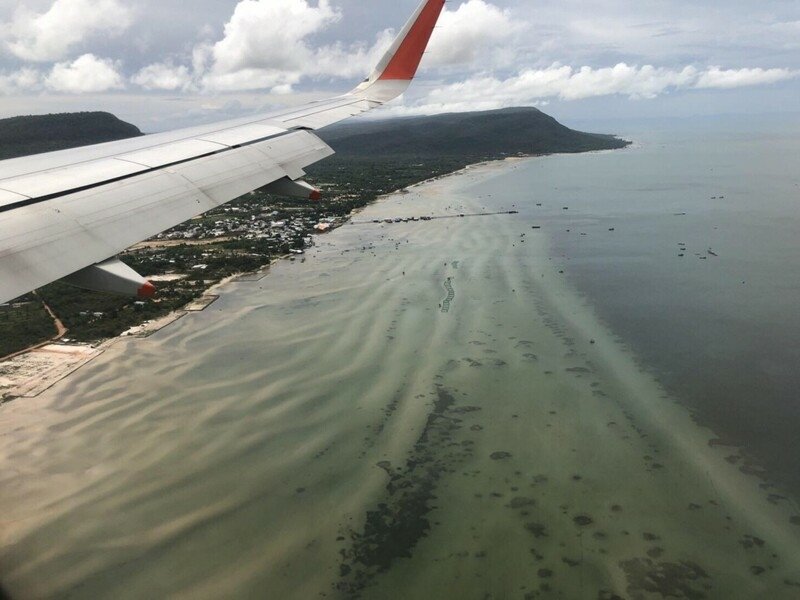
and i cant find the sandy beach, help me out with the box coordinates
[1,157,799,599]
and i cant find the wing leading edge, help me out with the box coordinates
[0,0,445,305]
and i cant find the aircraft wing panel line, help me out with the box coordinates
[0,189,31,203]
[0,129,309,213]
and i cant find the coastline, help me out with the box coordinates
[0,155,537,403]
[2,148,800,598]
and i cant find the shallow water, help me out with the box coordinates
[1,149,800,599]
[482,127,800,498]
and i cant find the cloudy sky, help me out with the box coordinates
[0,0,798,131]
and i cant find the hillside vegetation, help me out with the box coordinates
[0,107,628,357]
[0,106,628,162]
[0,111,142,160]
[319,107,629,157]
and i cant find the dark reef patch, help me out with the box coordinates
[508,497,537,509]
[597,591,626,600]
[538,568,553,578]
[573,514,594,527]
[525,522,548,538]
[490,451,512,460]
[335,386,477,596]
[366,389,405,447]
[620,558,711,599]
[531,474,549,486]
[739,535,765,550]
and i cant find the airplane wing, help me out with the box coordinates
[0,0,445,305]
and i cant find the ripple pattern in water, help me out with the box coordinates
[1,161,800,599]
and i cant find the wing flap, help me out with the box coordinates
[250,130,333,179]
[166,147,284,206]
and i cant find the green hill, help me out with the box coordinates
[318,107,629,157]
[0,111,143,160]
[0,106,628,356]
[0,107,627,162]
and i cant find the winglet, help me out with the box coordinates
[353,0,445,101]
[373,0,446,81]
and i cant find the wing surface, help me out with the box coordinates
[0,0,445,304]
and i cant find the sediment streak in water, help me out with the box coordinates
[0,160,799,599]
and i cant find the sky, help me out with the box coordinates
[0,0,798,132]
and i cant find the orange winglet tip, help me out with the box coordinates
[379,0,445,81]
[309,189,322,201]
[137,281,156,298]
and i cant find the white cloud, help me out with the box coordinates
[0,67,42,95]
[209,0,338,73]
[198,0,340,91]
[0,0,796,121]
[199,0,521,87]
[312,29,397,80]
[392,63,799,115]
[4,0,134,62]
[555,64,700,100]
[427,0,521,67]
[199,27,395,93]
[132,63,193,91]
[169,0,521,93]
[695,67,796,89]
[45,54,125,93]
[0,55,126,96]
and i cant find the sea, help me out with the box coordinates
[1,120,800,599]
[483,118,800,496]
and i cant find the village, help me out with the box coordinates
[0,154,476,364]
[0,185,354,363]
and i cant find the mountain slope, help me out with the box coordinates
[0,111,143,160]
[0,107,627,163]
[318,107,629,157]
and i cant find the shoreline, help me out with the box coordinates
[3,144,800,597]
[358,150,800,541]
[4,144,792,511]
[0,154,543,402]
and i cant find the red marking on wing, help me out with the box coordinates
[309,189,322,201]
[379,0,445,81]
[137,281,156,298]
